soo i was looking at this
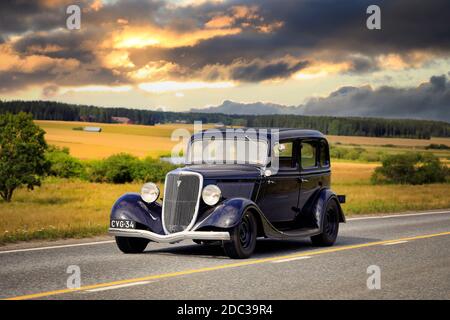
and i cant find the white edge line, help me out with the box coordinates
[271,256,311,263]
[382,240,408,246]
[85,281,152,293]
[347,210,450,221]
[0,240,115,254]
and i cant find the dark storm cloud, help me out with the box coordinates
[346,56,379,74]
[0,64,128,92]
[249,0,450,55]
[300,74,450,122]
[128,0,450,72]
[12,29,101,63]
[0,0,72,34]
[197,74,450,122]
[228,59,308,82]
[1,0,450,90]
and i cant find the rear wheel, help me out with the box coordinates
[223,210,257,259]
[310,200,339,246]
[115,236,149,253]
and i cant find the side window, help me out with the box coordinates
[301,141,317,169]
[320,141,330,167]
[273,141,295,169]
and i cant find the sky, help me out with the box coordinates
[0,0,449,114]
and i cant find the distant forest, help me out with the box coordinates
[1,100,450,139]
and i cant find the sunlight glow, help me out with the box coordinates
[61,85,133,93]
[138,81,235,93]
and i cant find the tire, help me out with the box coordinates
[310,200,339,246]
[223,210,257,259]
[115,236,149,254]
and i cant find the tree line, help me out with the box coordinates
[1,100,449,139]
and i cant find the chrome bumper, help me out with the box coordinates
[109,228,230,243]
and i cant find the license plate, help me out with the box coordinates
[110,219,136,229]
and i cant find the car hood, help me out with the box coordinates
[181,164,262,180]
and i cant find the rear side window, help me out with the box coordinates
[320,141,330,167]
[301,141,317,169]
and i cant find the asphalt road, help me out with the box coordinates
[1,210,449,300]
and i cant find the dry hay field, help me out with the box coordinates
[36,120,215,159]
[36,120,450,160]
[331,162,450,214]
[327,135,450,147]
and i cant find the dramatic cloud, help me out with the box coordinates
[0,0,449,111]
[301,74,450,122]
[194,74,450,122]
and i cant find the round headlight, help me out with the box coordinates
[141,182,160,203]
[202,184,221,206]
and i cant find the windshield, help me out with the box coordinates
[187,138,268,166]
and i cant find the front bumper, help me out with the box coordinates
[109,228,230,243]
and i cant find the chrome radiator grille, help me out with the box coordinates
[162,171,202,234]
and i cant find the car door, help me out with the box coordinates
[257,140,301,223]
[298,140,322,213]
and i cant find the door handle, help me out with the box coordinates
[299,178,309,183]
[267,179,276,184]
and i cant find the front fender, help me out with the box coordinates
[193,198,259,231]
[110,193,164,235]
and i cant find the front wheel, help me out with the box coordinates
[223,210,257,259]
[115,236,149,253]
[310,200,339,246]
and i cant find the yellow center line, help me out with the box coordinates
[5,231,450,300]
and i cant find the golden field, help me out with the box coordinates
[331,162,450,214]
[36,120,450,160]
[327,135,450,147]
[35,120,215,159]
[1,163,449,244]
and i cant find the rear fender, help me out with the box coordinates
[110,193,164,235]
[310,188,346,232]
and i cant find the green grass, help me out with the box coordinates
[0,178,142,245]
[332,162,450,214]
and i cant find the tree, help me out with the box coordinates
[46,145,84,178]
[371,153,449,185]
[0,112,49,201]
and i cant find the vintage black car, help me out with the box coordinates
[109,128,345,259]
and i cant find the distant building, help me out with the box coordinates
[83,126,102,132]
[112,116,133,124]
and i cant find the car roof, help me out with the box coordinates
[191,128,326,141]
